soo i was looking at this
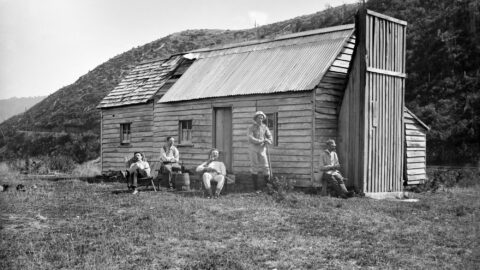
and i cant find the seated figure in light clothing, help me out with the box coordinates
[124,152,151,194]
[319,139,354,198]
[196,149,226,199]
[160,136,182,189]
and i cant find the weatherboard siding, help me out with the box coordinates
[154,92,314,187]
[312,35,355,185]
[404,109,427,184]
[101,102,155,172]
[338,45,364,190]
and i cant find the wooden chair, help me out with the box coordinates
[199,171,235,195]
[124,156,161,192]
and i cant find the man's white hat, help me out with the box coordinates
[253,111,267,120]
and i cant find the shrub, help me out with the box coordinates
[38,155,76,173]
[265,176,297,204]
[72,158,101,177]
[411,167,480,192]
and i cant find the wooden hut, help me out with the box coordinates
[155,24,356,187]
[404,107,430,185]
[96,56,192,171]
[98,9,428,193]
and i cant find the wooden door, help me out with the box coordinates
[214,107,232,172]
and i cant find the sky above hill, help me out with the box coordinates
[0,0,360,99]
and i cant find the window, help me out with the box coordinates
[120,123,131,144]
[179,120,192,145]
[265,113,278,146]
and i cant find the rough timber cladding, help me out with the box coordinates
[159,24,355,103]
[99,10,430,191]
[404,107,430,185]
[150,24,357,187]
[97,56,183,109]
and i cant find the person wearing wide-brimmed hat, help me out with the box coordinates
[247,111,272,191]
[319,139,354,198]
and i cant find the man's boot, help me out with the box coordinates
[264,174,271,184]
[205,187,213,199]
[339,184,354,198]
[252,174,258,191]
[264,174,272,190]
[214,188,221,199]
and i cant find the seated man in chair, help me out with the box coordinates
[196,148,226,199]
[123,152,151,194]
[160,136,182,189]
[319,139,354,199]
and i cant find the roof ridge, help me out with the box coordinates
[189,24,355,54]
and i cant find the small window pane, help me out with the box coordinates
[120,123,131,144]
[265,113,278,146]
[179,120,193,144]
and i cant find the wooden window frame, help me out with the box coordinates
[178,120,193,146]
[120,123,131,145]
[265,112,278,146]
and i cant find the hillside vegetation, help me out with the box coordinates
[0,96,46,124]
[0,4,358,164]
[0,0,478,166]
[368,0,480,165]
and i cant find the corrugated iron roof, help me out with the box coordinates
[160,24,354,103]
[97,56,183,108]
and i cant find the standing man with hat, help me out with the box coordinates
[247,111,272,191]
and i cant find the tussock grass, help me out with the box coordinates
[0,177,479,269]
[71,158,101,177]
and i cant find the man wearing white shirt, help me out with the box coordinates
[160,136,181,189]
[196,149,226,199]
[124,152,151,194]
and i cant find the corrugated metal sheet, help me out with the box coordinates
[97,56,183,108]
[160,26,354,103]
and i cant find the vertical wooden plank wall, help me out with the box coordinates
[154,92,314,186]
[100,110,104,173]
[338,10,407,192]
[313,35,356,186]
[101,102,155,172]
[338,44,363,189]
[364,10,407,192]
[404,109,427,184]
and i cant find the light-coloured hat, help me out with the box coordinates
[253,111,266,120]
[326,139,336,145]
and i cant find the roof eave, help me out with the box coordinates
[405,107,431,131]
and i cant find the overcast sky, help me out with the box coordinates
[0,0,360,99]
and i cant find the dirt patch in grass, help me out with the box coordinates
[0,177,479,269]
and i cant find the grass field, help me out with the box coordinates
[0,171,479,269]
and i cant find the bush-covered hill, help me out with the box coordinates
[366,0,480,165]
[0,96,46,123]
[0,0,479,166]
[0,4,358,164]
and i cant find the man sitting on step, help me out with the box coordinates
[319,139,355,199]
[196,149,226,199]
